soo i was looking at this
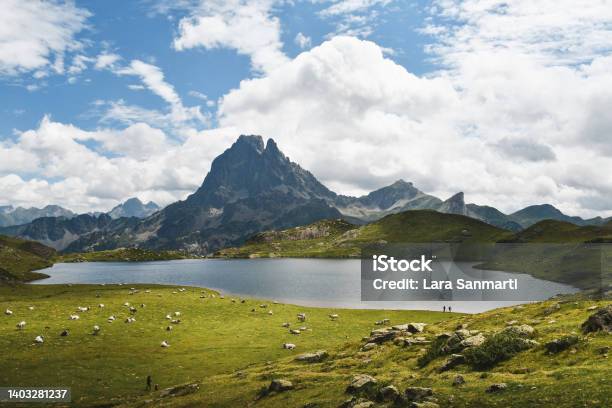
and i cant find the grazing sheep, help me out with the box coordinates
[251,308,256,312]
[5,309,13,315]
[60,329,69,337]
[282,322,290,328]
[283,343,296,350]
[161,340,170,348]
[129,306,137,313]
[165,314,172,320]
[220,295,225,299]
[28,306,35,311]
[16,321,26,329]
[179,288,185,292]
[259,304,267,309]
[166,326,173,331]
[174,311,181,316]
[123,302,130,307]
[93,325,100,334]
[290,329,301,335]
[34,335,44,344]
[140,303,145,308]
[145,290,151,293]
[297,313,306,322]
[273,301,279,304]
[172,291,178,294]
[98,304,105,308]
[125,317,136,323]
[231,298,236,303]
[299,326,308,331]
[77,306,89,312]
[240,299,246,303]
[69,315,80,320]
[107,315,116,322]
[268,310,274,315]
[171,319,181,324]
[329,314,339,320]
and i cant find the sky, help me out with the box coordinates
[1,0,612,218]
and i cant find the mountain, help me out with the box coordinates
[509,204,608,228]
[0,205,75,227]
[0,235,56,282]
[108,197,160,219]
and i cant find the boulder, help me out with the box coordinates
[459,333,486,348]
[545,335,579,353]
[346,374,377,394]
[339,397,374,408]
[404,387,433,402]
[159,383,199,398]
[410,403,439,408]
[379,385,399,401]
[269,379,294,392]
[361,343,377,351]
[295,350,328,363]
[392,323,426,333]
[581,305,612,333]
[486,383,507,393]
[438,354,466,372]
[452,375,465,386]
[503,324,535,337]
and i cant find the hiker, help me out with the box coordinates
[443,306,446,312]
[146,375,152,391]
[448,306,452,313]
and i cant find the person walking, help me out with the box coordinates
[146,375,152,391]
[443,306,446,312]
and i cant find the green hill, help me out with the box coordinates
[216,210,511,258]
[0,235,55,283]
[501,219,612,243]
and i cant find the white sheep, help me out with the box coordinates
[174,311,181,316]
[282,343,296,350]
[123,302,130,307]
[5,309,13,315]
[129,306,137,313]
[125,317,136,323]
[69,315,80,320]
[297,313,306,322]
[145,290,151,293]
[166,326,173,331]
[77,306,89,312]
[165,314,172,320]
[107,315,116,322]
[161,340,170,348]
[171,319,181,324]
[34,335,44,344]
[268,310,274,315]
[282,322,290,328]
[16,321,26,329]
[329,314,339,320]
[93,325,100,334]
[28,306,35,311]
[98,304,105,308]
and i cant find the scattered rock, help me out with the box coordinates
[379,385,399,401]
[295,350,328,363]
[393,323,427,333]
[452,375,465,387]
[346,374,377,394]
[269,379,294,393]
[339,397,374,408]
[361,343,377,351]
[486,383,507,393]
[439,354,466,372]
[411,402,439,408]
[404,387,433,402]
[581,305,612,333]
[159,383,199,398]
[545,335,579,353]
[503,324,535,337]
[460,333,486,348]
[587,305,598,311]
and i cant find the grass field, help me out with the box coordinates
[1,284,610,407]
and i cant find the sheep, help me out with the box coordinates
[145,290,151,293]
[273,301,279,304]
[172,291,178,294]
[28,306,35,311]
[125,317,136,323]
[123,302,130,307]
[282,343,296,350]
[34,335,44,344]
[329,314,339,320]
[77,306,89,312]
[69,315,80,320]
[161,340,170,348]
[171,319,181,324]
[231,298,236,303]
[166,326,173,331]
[98,304,105,308]
[282,322,290,328]
[129,306,137,313]
[5,309,13,315]
[290,329,301,335]
[140,303,146,308]
[259,304,267,309]
[60,329,69,337]
[268,310,274,315]
[299,326,308,331]
[240,299,246,303]
[178,288,185,292]
[219,295,225,299]
[165,314,172,320]
[16,321,26,329]
[174,311,181,317]
[93,325,100,334]
[297,313,306,322]
[107,315,116,322]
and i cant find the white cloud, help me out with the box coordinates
[317,0,394,37]
[172,0,288,73]
[294,32,312,49]
[94,52,121,70]
[0,0,90,76]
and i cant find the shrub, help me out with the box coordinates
[417,336,449,368]
[464,332,532,369]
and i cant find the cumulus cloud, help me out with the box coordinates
[294,32,312,49]
[172,0,288,73]
[317,0,394,37]
[0,0,90,76]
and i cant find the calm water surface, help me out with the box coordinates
[34,259,578,313]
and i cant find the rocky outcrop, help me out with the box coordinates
[582,305,612,333]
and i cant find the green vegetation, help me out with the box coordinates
[463,331,533,369]
[216,211,511,258]
[0,235,55,283]
[1,285,609,407]
[58,247,192,263]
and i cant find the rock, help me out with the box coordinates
[365,329,397,344]
[452,375,465,386]
[361,343,377,351]
[506,320,519,326]
[486,383,507,393]
[542,303,561,315]
[346,374,377,394]
[545,335,579,353]
[269,379,294,392]
[587,305,598,311]
[353,401,375,408]
[392,323,426,333]
[410,402,439,408]
[439,354,466,372]
[581,305,612,333]
[460,333,486,348]
[436,332,453,340]
[339,397,374,408]
[159,383,199,398]
[504,324,535,337]
[295,350,328,363]
[404,387,433,402]
[379,385,399,401]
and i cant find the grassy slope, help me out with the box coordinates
[58,247,192,263]
[0,235,55,283]
[217,211,512,259]
[2,285,608,407]
[0,284,450,407]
